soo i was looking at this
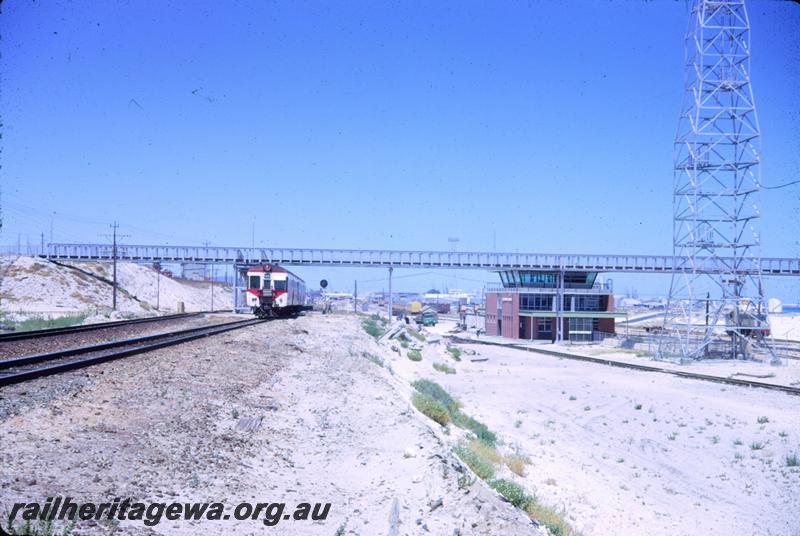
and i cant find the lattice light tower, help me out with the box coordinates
[659,0,773,362]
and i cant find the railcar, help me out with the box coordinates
[245,264,308,318]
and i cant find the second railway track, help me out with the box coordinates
[0,311,212,342]
[449,335,800,396]
[0,318,265,387]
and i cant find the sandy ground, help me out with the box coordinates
[399,321,800,536]
[458,332,800,390]
[771,313,800,342]
[0,313,538,535]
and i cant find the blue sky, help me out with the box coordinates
[2,1,798,297]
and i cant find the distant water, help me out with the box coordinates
[783,306,800,313]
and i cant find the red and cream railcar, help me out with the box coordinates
[245,264,308,318]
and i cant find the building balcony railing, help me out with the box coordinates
[484,282,613,295]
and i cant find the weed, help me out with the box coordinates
[2,313,90,333]
[734,452,744,461]
[505,453,530,476]
[411,379,460,414]
[634,403,642,410]
[583,405,591,411]
[524,502,579,536]
[778,431,788,438]
[334,522,347,536]
[756,416,769,424]
[231,408,239,419]
[489,479,533,509]
[446,347,462,360]
[457,473,476,489]
[433,362,456,374]
[711,435,720,444]
[411,378,496,443]
[786,453,799,467]
[364,353,383,367]
[411,393,450,426]
[465,438,503,465]
[3,515,76,536]
[668,432,678,441]
[452,412,496,445]
[407,349,422,361]
[454,442,497,480]
[616,458,625,463]
[733,438,743,446]
[488,480,580,536]
[407,328,426,342]
[400,339,409,349]
[361,318,383,338]
[514,419,522,428]
[568,395,577,401]
[750,441,765,451]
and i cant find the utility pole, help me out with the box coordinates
[111,222,119,310]
[387,267,393,321]
[102,222,129,311]
[210,264,215,311]
[202,240,211,281]
[156,267,160,310]
[354,280,358,314]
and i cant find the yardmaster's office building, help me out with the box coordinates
[484,270,624,342]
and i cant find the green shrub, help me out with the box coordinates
[3,313,90,333]
[400,339,409,349]
[786,453,799,467]
[411,379,460,414]
[361,318,383,338]
[412,393,450,426]
[452,412,496,445]
[433,362,456,374]
[489,479,534,509]
[446,347,462,360]
[407,349,422,361]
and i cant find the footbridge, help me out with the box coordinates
[44,243,800,276]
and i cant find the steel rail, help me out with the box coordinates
[0,318,265,387]
[0,312,208,342]
[448,336,800,396]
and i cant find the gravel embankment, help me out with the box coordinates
[0,313,539,535]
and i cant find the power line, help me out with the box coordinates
[760,179,800,190]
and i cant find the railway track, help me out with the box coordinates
[0,311,208,342]
[448,335,800,396]
[0,318,264,387]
